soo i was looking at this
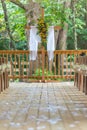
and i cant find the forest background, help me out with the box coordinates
[0,0,87,50]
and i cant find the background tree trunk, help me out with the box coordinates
[25,1,41,49]
[1,0,15,49]
[85,3,87,27]
[56,1,71,50]
[2,0,41,49]
[72,0,77,50]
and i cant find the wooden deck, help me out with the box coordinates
[0,82,87,130]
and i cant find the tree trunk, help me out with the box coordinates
[85,2,87,27]
[2,0,41,49]
[56,1,71,50]
[25,1,41,48]
[72,0,77,50]
[9,0,41,75]
[1,0,16,49]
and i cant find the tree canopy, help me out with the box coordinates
[0,0,87,50]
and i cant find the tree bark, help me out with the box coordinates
[1,0,15,49]
[85,2,87,27]
[72,0,77,50]
[10,0,26,10]
[56,1,71,50]
[1,0,41,49]
[25,1,41,48]
[10,0,41,23]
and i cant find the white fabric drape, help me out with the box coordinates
[47,26,55,61]
[29,26,41,60]
[29,26,55,61]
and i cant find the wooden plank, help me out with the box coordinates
[41,7,44,18]
[66,54,68,76]
[26,53,29,78]
[62,54,64,76]
[58,54,60,75]
[54,26,61,30]
[0,50,87,54]
[14,54,16,74]
[1,82,87,129]
[48,83,65,130]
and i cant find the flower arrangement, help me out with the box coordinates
[37,17,48,47]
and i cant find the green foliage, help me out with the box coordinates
[0,1,26,50]
[67,54,74,62]
[35,68,54,76]
[15,41,27,50]
[67,0,87,49]
[14,78,19,82]
[0,36,10,50]
[57,78,66,82]
[0,0,87,50]
[41,0,66,26]
[6,2,26,42]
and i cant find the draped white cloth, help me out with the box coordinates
[29,26,41,60]
[29,26,55,61]
[47,26,55,60]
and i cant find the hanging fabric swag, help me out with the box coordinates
[29,26,41,60]
[29,26,55,61]
[47,26,55,61]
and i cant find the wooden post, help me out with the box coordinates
[41,7,44,19]
[42,46,45,82]
[0,76,1,93]
[80,73,83,92]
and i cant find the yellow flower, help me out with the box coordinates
[37,17,48,46]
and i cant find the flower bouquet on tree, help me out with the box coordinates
[37,17,48,49]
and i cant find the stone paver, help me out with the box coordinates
[0,82,87,130]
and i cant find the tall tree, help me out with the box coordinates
[72,0,77,50]
[56,0,71,50]
[9,0,41,48]
[85,2,87,27]
[1,0,15,49]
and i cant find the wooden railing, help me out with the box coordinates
[0,57,10,93]
[74,55,87,94]
[0,50,87,82]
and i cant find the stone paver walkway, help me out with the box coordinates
[0,82,87,130]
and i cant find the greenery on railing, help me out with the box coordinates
[67,54,74,62]
[34,68,54,76]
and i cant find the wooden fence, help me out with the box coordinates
[74,55,87,94]
[0,49,87,82]
[0,57,10,93]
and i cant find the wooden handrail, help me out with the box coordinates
[0,50,87,82]
[0,50,87,54]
